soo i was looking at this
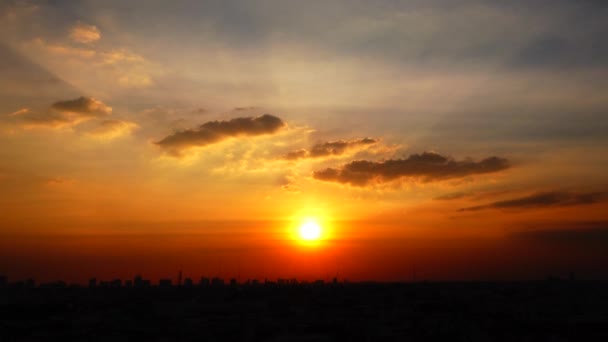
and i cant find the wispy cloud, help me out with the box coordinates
[86,119,138,139]
[27,38,96,58]
[313,152,509,186]
[510,221,608,249]
[69,21,101,44]
[7,108,29,116]
[284,138,377,160]
[459,191,608,212]
[21,30,152,89]
[100,49,145,65]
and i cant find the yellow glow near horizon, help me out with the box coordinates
[299,219,322,241]
[300,220,321,241]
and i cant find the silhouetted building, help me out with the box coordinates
[89,278,97,288]
[184,277,193,288]
[25,278,35,288]
[211,277,224,287]
[10,280,25,289]
[125,280,133,288]
[159,279,172,288]
[40,281,66,289]
[1,279,607,340]
[0,275,7,288]
[199,277,210,287]
[230,278,237,286]
[133,275,152,288]
[98,279,122,288]
[134,274,150,288]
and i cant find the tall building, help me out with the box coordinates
[199,277,210,287]
[211,277,224,287]
[159,279,172,288]
[134,275,145,288]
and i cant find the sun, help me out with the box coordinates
[299,220,322,241]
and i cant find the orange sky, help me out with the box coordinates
[1,0,608,283]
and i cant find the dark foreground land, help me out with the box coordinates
[1,280,607,341]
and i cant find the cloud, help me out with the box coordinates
[434,192,471,201]
[117,72,153,88]
[17,110,77,128]
[7,108,29,116]
[234,106,257,111]
[510,223,608,248]
[13,96,112,128]
[86,119,138,139]
[100,49,145,65]
[28,38,96,58]
[69,21,101,44]
[43,177,75,187]
[51,96,112,117]
[284,138,377,160]
[1,1,39,23]
[313,152,509,186]
[22,38,152,89]
[155,114,286,155]
[459,191,608,212]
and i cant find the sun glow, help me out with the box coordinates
[299,220,322,241]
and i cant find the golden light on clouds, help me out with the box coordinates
[69,22,101,44]
[86,119,139,140]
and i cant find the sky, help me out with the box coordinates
[1,0,607,283]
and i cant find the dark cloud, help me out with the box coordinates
[51,96,112,117]
[313,152,509,186]
[155,114,285,155]
[285,138,377,160]
[284,149,308,160]
[510,223,608,248]
[459,191,608,212]
[18,110,74,128]
[10,96,112,128]
[434,192,470,201]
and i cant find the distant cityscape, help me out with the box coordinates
[0,271,587,290]
[2,272,607,340]
[0,273,345,290]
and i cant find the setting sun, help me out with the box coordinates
[299,220,322,241]
[1,0,607,290]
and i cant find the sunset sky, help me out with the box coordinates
[1,0,607,283]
